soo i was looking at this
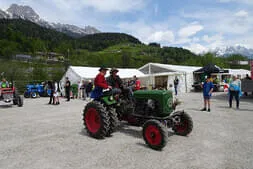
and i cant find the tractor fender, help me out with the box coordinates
[171,110,184,117]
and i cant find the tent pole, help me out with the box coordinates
[185,72,187,93]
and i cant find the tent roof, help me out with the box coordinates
[194,63,227,74]
[69,66,145,79]
[139,63,201,74]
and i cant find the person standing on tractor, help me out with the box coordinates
[91,67,111,99]
[106,68,123,95]
[129,75,141,91]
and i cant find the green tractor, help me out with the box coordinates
[82,89,193,150]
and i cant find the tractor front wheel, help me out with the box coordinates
[106,107,119,137]
[31,92,37,98]
[83,101,110,139]
[172,112,193,136]
[143,120,168,150]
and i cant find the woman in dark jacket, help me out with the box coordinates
[48,81,55,104]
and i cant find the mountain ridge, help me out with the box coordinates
[0,3,100,37]
[212,45,253,58]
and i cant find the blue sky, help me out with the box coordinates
[1,0,253,53]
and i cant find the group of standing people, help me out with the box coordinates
[78,80,93,100]
[48,80,60,105]
[201,74,246,112]
[63,77,93,102]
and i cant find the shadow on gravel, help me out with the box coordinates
[119,124,174,139]
[212,93,253,104]
[217,105,253,112]
[79,128,88,137]
[118,125,142,138]
[0,104,13,108]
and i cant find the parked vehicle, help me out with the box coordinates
[241,79,253,95]
[0,86,23,107]
[24,84,49,98]
[82,89,193,150]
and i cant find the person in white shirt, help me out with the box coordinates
[78,81,82,99]
[54,81,60,105]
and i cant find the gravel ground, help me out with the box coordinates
[0,92,253,169]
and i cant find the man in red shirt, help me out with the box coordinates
[91,67,111,99]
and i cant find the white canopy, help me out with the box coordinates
[139,63,201,74]
[61,66,145,84]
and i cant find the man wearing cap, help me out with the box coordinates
[106,68,123,95]
[91,67,111,99]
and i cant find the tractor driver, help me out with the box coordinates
[91,67,112,99]
[0,78,9,96]
[0,78,9,88]
[107,68,133,102]
[106,68,123,95]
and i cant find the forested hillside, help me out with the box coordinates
[0,19,250,69]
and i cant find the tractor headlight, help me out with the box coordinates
[167,98,173,107]
[109,96,114,101]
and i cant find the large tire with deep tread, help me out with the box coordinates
[172,112,193,136]
[143,119,168,150]
[83,101,110,139]
[106,107,119,136]
[17,96,24,107]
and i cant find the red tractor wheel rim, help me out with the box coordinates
[145,125,162,145]
[85,108,101,133]
[175,119,188,133]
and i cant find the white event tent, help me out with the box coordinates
[60,66,146,86]
[139,63,201,93]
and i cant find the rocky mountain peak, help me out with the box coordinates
[7,4,40,22]
[1,3,100,37]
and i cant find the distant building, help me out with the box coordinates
[14,54,32,61]
[229,60,249,65]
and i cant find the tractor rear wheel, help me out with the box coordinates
[143,120,168,150]
[24,92,30,98]
[106,107,119,137]
[83,101,110,139]
[17,96,23,107]
[172,112,193,136]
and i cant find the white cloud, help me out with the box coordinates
[51,0,146,12]
[178,23,204,38]
[117,21,174,44]
[182,9,253,35]
[147,31,174,43]
[202,34,224,43]
[235,10,248,17]
[219,0,253,4]
[184,43,208,54]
